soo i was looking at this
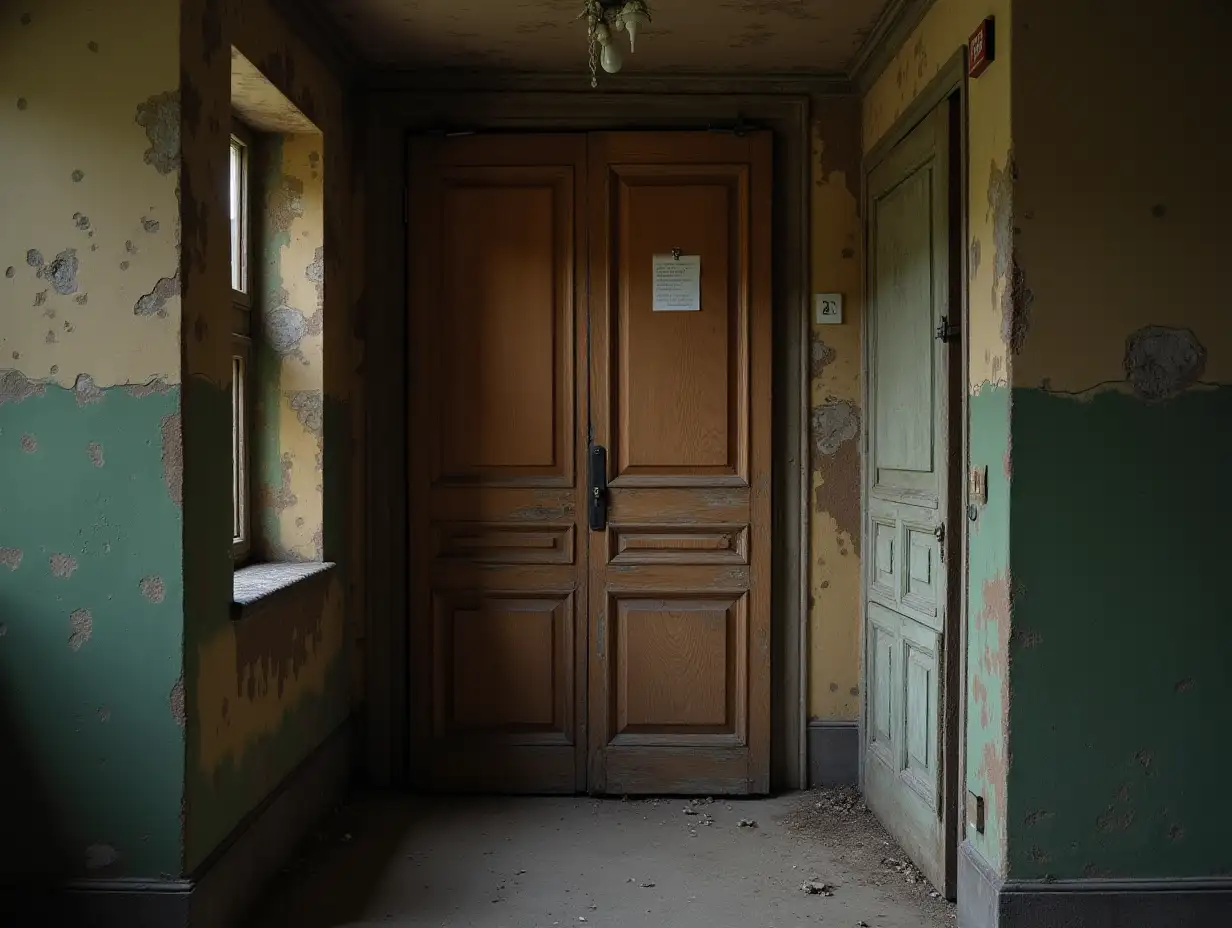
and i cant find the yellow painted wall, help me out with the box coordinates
[807,95,864,721]
[0,3,180,386]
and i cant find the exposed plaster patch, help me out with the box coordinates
[68,609,93,651]
[125,240,137,254]
[142,217,160,233]
[264,304,314,358]
[0,548,22,571]
[71,169,84,182]
[313,526,324,561]
[120,261,130,271]
[0,369,46,404]
[160,413,183,507]
[5,267,13,278]
[1124,326,1207,402]
[139,576,166,603]
[50,554,78,579]
[74,293,88,305]
[126,377,172,398]
[84,844,118,871]
[307,246,324,311]
[135,275,180,317]
[170,675,186,728]
[1024,810,1054,827]
[987,155,1033,355]
[74,373,104,406]
[810,336,837,380]
[813,439,861,556]
[811,399,859,457]
[73,212,91,232]
[20,434,37,453]
[87,441,105,467]
[287,390,323,435]
[26,249,43,268]
[38,248,79,295]
[261,452,298,513]
[135,90,180,175]
[268,174,305,233]
[45,329,57,344]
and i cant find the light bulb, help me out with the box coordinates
[601,41,623,73]
[621,3,650,51]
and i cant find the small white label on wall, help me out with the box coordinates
[652,254,702,312]
[815,293,843,325]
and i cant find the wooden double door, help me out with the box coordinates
[407,131,772,794]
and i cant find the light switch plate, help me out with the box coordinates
[814,292,843,325]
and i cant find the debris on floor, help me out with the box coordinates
[737,818,757,828]
[800,879,833,896]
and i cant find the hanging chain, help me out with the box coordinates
[588,14,598,88]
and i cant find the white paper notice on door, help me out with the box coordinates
[652,254,702,312]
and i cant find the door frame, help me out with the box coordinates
[859,49,969,898]
[361,78,826,792]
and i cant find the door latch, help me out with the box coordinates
[588,444,608,532]
[935,315,960,343]
[934,522,946,563]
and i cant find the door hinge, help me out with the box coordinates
[934,522,946,563]
[935,316,960,342]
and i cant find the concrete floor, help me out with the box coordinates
[247,789,955,928]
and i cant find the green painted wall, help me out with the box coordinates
[1008,386,1232,879]
[966,383,1012,871]
[0,385,185,878]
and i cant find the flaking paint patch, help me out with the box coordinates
[0,548,23,570]
[68,608,93,650]
[74,374,104,406]
[134,275,180,317]
[0,369,46,404]
[87,441,105,467]
[38,248,80,295]
[50,554,78,579]
[287,389,322,434]
[20,434,37,453]
[170,675,186,728]
[160,412,183,507]
[811,400,859,458]
[262,452,298,513]
[1124,326,1207,401]
[139,576,166,603]
[810,336,836,380]
[135,90,180,175]
[812,436,861,555]
[126,377,172,398]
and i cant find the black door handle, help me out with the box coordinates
[588,444,608,532]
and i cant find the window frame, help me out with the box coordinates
[230,120,256,563]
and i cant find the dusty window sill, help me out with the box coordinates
[232,561,336,621]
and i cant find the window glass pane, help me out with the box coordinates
[229,141,243,292]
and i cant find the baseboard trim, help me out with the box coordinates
[958,839,1232,928]
[47,718,352,928]
[807,720,859,787]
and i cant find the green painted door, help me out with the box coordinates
[863,103,954,895]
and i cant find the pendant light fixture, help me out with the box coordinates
[578,1,652,88]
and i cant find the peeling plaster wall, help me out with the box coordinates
[807,96,864,721]
[179,0,362,874]
[0,1,185,879]
[862,0,1014,875]
[1004,0,1232,881]
[253,132,326,563]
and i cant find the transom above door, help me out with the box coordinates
[406,130,772,794]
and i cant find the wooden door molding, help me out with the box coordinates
[363,89,812,791]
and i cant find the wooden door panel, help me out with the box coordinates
[588,131,772,795]
[433,166,575,486]
[611,169,748,483]
[409,135,589,793]
[863,105,952,891]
